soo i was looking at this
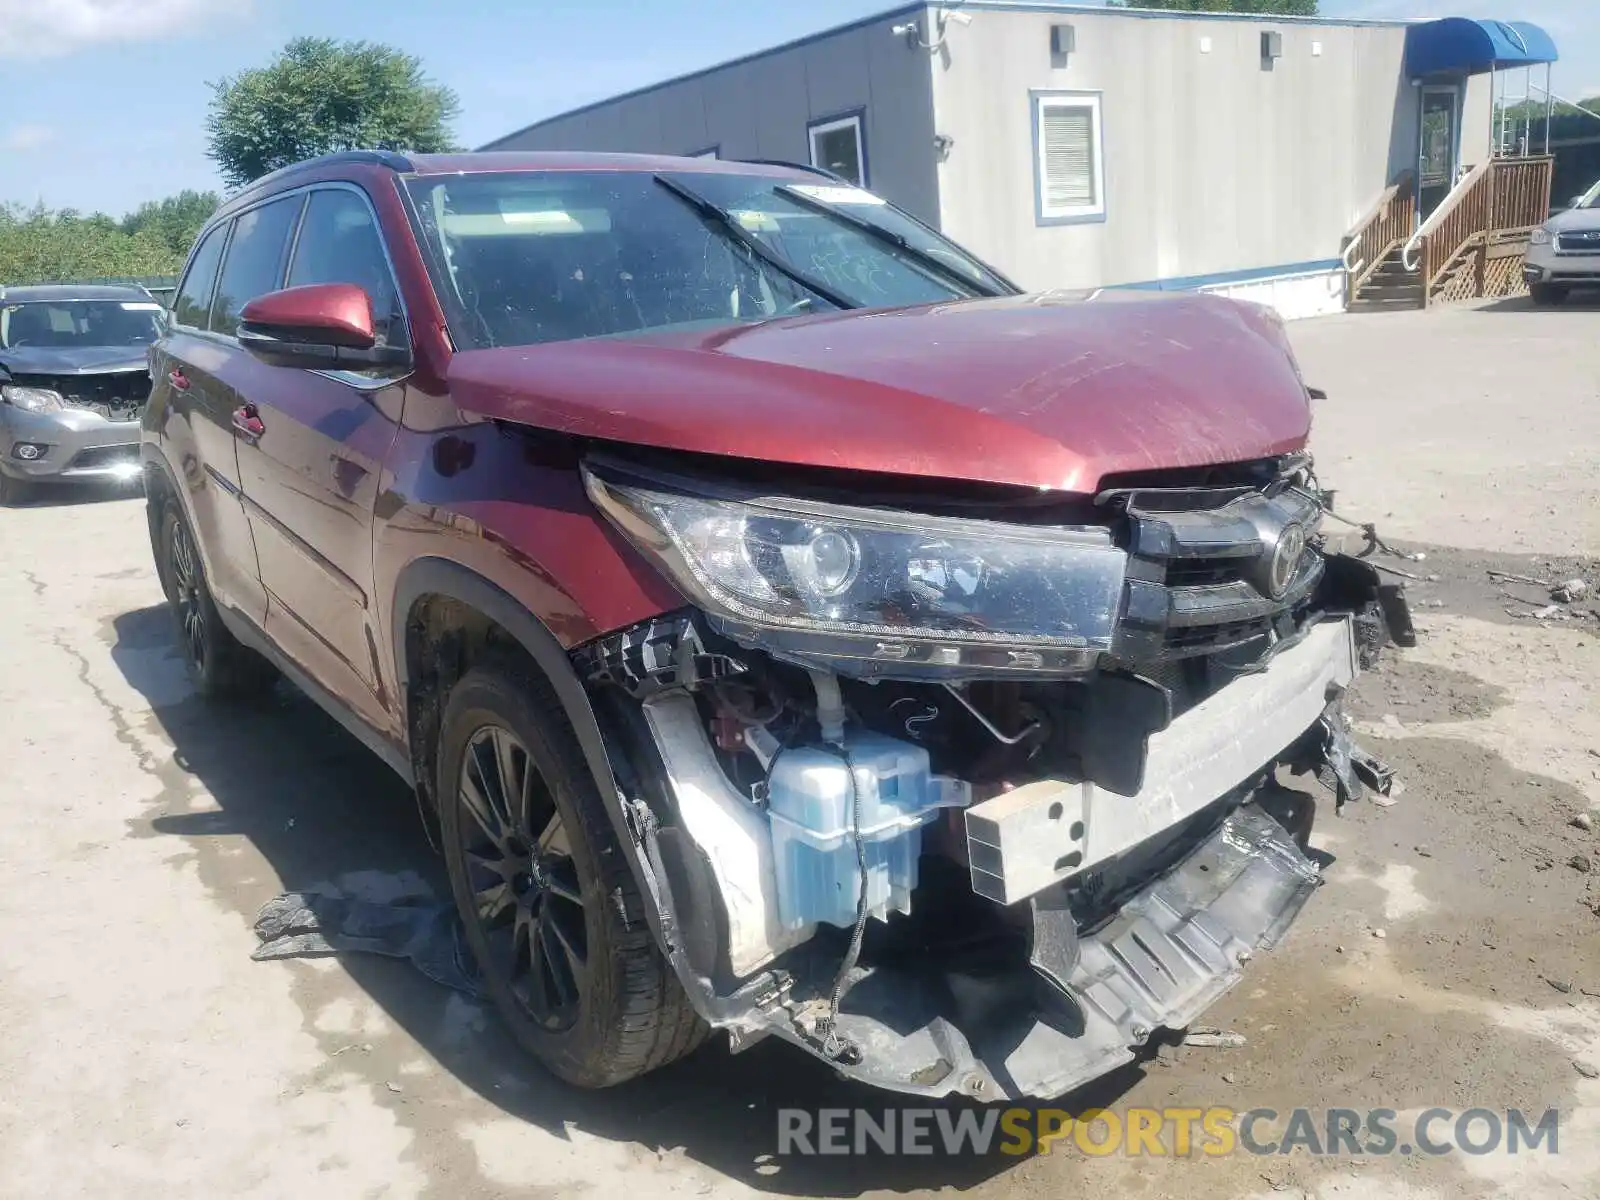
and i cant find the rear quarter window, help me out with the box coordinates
[173,223,228,330]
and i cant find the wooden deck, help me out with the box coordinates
[1343,156,1554,310]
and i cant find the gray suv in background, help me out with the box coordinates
[0,284,164,504]
[1524,179,1600,304]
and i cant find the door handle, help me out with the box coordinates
[232,404,265,440]
[168,368,190,392]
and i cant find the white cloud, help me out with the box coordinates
[1,124,55,153]
[0,0,251,59]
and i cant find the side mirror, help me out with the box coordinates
[1570,195,1588,211]
[238,283,410,371]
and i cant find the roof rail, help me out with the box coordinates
[234,149,415,197]
[735,158,850,184]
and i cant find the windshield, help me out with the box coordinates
[404,170,1014,350]
[1578,179,1600,210]
[0,299,165,351]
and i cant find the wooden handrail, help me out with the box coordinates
[1491,156,1554,230]
[1341,172,1415,294]
[1420,161,1493,288]
[1417,156,1555,291]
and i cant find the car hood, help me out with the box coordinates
[0,345,151,377]
[1547,206,1600,233]
[446,290,1312,494]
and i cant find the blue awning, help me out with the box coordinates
[1405,18,1558,78]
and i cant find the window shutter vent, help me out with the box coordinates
[1041,104,1095,210]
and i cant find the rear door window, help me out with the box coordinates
[287,189,403,345]
[210,196,303,337]
[173,223,228,330]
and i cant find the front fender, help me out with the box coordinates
[388,557,724,1016]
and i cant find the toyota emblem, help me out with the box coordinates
[1267,523,1306,597]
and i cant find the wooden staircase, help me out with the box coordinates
[1346,247,1424,312]
[1343,156,1554,311]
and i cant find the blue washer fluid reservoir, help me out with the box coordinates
[766,732,946,932]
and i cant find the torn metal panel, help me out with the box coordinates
[1316,701,1397,809]
[641,691,816,977]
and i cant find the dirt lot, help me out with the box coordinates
[1,296,1597,1200]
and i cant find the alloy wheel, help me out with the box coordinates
[168,519,209,672]
[457,724,589,1031]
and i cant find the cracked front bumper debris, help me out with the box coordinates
[745,802,1320,1101]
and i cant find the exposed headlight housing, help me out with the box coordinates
[583,460,1127,679]
[1530,226,1552,245]
[1,385,65,413]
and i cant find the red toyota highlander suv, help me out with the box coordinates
[142,150,1410,1100]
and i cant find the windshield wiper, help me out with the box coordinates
[777,186,1010,299]
[653,175,856,312]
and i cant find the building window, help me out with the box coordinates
[1032,91,1105,225]
[808,112,866,186]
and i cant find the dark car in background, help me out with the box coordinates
[141,149,1408,1102]
[0,283,164,504]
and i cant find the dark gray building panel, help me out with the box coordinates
[752,46,811,162]
[482,7,941,224]
[702,62,762,156]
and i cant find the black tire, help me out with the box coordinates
[1529,282,1568,306]
[0,469,33,506]
[437,658,706,1087]
[157,503,278,700]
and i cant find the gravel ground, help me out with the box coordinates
[0,299,1597,1199]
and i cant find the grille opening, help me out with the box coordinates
[1163,558,1247,587]
[67,444,140,471]
[1164,618,1273,653]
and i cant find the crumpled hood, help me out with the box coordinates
[0,345,151,377]
[447,290,1312,494]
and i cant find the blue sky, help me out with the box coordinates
[0,0,1595,216]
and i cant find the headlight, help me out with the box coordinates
[1,385,65,413]
[1530,227,1552,245]
[584,461,1127,678]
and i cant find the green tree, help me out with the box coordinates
[1500,94,1600,123]
[205,37,459,188]
[1109,0,1318,12]
[120,190,220,257]
[0,203,180,283]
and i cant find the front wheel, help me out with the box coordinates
[437,658,705,1087]
[1529,282,1568,306]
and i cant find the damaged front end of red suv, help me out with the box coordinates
[561,447,1406,1101]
